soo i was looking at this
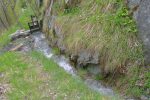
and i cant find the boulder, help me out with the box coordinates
[127,0,150,64]
[9,43,24,51]
[140,95,149,100]
[77,51,91,67]
[127,0,141,20]
[69,54,78,64]
[137,0,150,64]
[127,0,141,9]
[77,51,100,67]
[10,30,30,41]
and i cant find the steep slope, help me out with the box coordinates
[43,0,150,98]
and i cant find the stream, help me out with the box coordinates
[2,18,149,99]
[32,32,117,97]
[6,31,139,100]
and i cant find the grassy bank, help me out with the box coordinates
[0,51,112,100]
[43,0,150,97]
[0,3,111,98]
[50,0,144,73]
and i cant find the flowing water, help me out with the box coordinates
[32,32,116,97]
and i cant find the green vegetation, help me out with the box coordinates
[0,1,114,97]
[50,0,144,73]
[0,51,111,100]
[0,1,34,49]
[43,0,149,97]
[0,0,149,99]
[0,25,19,48]
[52,47,60,55]
[125,66,150,97]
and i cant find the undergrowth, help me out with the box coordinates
[43,0,149,97]
[50,0,144,72]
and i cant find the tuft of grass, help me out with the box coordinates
[0,25,19,48]
[95,74,104,80]
[126,67,150,97]
[77,68,88,78]
[52,47,60,55]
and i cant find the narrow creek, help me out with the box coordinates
[5,30,136,99]
[32,32,117,97]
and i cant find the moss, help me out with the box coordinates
[52,47,60,55]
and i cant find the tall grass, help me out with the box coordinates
[47,0,144,73]
[43,0,149,97]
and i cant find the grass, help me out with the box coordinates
[0,0,149,98]
[125,66,150,97]
[18,7,34,30]
[52,47,61,55]
[49,0,144,72]
[0,25,19,48]
[0,51,114,100]
[31,51,112,100]
[43,0,150,97]
[0,1,34,49]
[0,0,112,100]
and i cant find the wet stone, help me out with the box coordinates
[10,30,31,41]
[140,95,149,100]
[69,54,78,63]
[87,64,101,75]
[77,51,100,67]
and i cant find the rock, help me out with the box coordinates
[10,30,30,41]
[9,43,24,51]
[127,0,141,20]
[140,95,149,100]
[77,51,91,67]
[69,54,78,63]
[127,0,141,9]
[137,0,150,65]
[4,35,34,52]
[77,51,100,67]
[87,64,101,75]
[127,0,150,65]
[89,52,100,64]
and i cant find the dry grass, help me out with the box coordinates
[46,0,144,74]
[42,0,150,97]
